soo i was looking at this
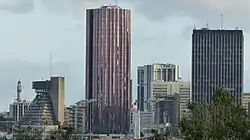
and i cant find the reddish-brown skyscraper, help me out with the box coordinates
[85,5,131,134]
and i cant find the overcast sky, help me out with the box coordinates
[0,0,250,111]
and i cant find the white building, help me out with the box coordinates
[129,108,154,138]
[137,63,180,111]
[152,81,191,118]
[65,100,86,132]
[9,100,31,122]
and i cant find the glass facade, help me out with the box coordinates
[192,29,244,105]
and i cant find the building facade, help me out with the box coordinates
[65,100,86,132]
[137,63,180,111]
[152,81,190,118]
[154,93,180,130]
[9,100,31,122]
[85,5,131,133]
[192,28,244,105]
[129,108,154,138]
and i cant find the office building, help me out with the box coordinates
[152,81,191,118]
[154,93,180,132]
[85,5,131,133]
[192,28,243,105]
[19,77,65,125]
[9,100,31,122]
[129,108,154,138]
[65,100,87,132]
[137,63,180,111]
[243,93,250,113]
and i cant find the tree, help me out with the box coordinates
[14,125,43,140]
[151,129,168,140]
[50,124,74,140]
[179,87,250,140]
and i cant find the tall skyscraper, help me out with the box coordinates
[137,63,180,111]
[192,28,244,105]
[85,5,131,134]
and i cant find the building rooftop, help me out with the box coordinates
[101,4,121,9]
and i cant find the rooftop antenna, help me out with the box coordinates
[206,19,209,28]
[49,52,52,77]
[193,24,196,30]
[221,13,223,29]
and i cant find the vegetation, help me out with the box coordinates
[12,122,74,140]
[179,87,250,140]
[50,124,74,140]
[14,125,43,140]
[151,129,169,140]
[0,116,14,133]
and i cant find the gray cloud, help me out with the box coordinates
[0,0,34,13]
[0,0,101,14]
[134,0,250,29]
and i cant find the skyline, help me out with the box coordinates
[1,0,250,111]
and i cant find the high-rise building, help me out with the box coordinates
[192,28,244,105]
[85,5,131,134]
[137,63,180,111]
[19,77,65,125]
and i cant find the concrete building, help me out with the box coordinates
[50,77,65,124]
[137,63,180,111]
[129,108,154,138]
[19,77,65,125]
[243,93,250,113]
[9,100,31,122]
[154,93,180,131]
[65,100,87,132]
[152,81,191,118]
[85,5,131,134]
[192,28,244,105]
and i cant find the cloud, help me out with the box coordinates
[134,0,250,29]
[0,0,101,15]
[0,0,34,13]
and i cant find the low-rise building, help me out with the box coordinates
[130,108,154,138]
[9,100,31,122]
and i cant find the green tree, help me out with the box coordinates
[14,126,43,140]
[151,129,168,140]
[50,124,74,140]
[179,87,250,140]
